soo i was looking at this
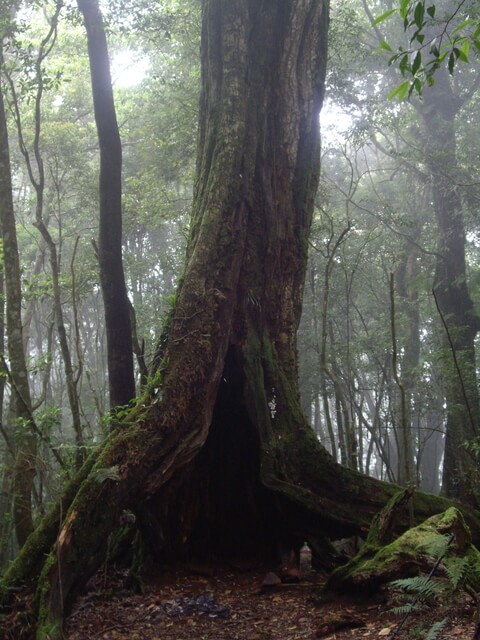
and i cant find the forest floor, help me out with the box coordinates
[64,558,479,640]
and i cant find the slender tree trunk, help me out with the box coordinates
[0,74,36,548]
[21,242,47,355]
[328,323,357,469]
[418,407,444,494]
[394,211,425,487]
[390,272,414,486]
[307,262,335,454]
[0,249,12,567]
[77,0,136,409]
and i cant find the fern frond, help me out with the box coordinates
[418,534,450,557]
[390,575,441,600]
[390,603,423,616]
[426,617,448,640]
[445,557,471,589]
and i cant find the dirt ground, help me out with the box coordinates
[63,561,478,640]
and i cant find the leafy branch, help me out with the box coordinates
[373,0,480,99]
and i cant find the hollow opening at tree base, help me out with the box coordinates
[136,347,302,571]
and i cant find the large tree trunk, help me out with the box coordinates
[1,3,479,638]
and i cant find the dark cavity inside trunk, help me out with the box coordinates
[140,347,294,568]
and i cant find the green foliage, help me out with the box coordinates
[374,0,480,98]
[425,619,448,640]
[465,436,480,459]
[390,574,444,605]
[93,465,120,483]
[388,575,448,638]
[100,403,133,432]
[444,556,473,589]
[388,532,476,638]
[35,406,62,436]
[417,533,451,557]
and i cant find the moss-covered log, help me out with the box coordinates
[326,506,480,593]
[1,2,480,639]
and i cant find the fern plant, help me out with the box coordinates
[418,533,452,558]
[425,619,448,640]
[389,575,445,613]
[444,556,473,590]
[387,532,476,639]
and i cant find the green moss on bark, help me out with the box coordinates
[327,507,480,593]
[0,449,100,607]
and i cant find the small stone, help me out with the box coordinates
[261,571,282,587]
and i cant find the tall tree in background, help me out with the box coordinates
[0,69,36,548]
[77,0,135,409]
[421,67,480,504]
[329,0,480,503]
[378,0,480,503]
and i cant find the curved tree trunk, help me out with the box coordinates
[1,3,479,638]
[77,0,136,409]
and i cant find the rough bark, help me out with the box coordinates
[2,3,480,639]
[77,0,136,409]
